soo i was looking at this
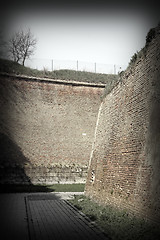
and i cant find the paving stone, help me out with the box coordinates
[26,194,109,240]
[0,193,109,240]
[0,193,29,240]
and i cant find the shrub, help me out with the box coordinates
[129,53,138,65]
[146,28,156,45]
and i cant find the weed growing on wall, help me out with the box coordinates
[146,28,156,46]
[128,24,159,68]
[101,75,121,100]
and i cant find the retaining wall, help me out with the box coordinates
[0,75,104,184]
[85,26,160,223]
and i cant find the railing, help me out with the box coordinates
[25,58,127,75]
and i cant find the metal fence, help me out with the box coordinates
[25,58,127,74]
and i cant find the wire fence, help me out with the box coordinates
[25,58,127,75]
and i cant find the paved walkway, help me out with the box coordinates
[0,193,109,240]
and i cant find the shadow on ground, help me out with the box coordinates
[0,184,54,193]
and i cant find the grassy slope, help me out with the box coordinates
[69,195,160,240]
[0,58,118,85]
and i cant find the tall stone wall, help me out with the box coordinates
[0,75,104,184]
[85,26,160,223]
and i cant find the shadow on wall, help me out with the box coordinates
[0,133,54,192]
[0,132,31,185]
[146,100,160,218]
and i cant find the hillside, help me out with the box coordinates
[0,58,118,85]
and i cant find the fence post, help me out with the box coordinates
[114,64,116,74]
[77,60,78,71]
[51,59,54,71]
[95,62,96,73]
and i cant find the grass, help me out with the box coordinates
[69,195,160,240]
[101,76,120,98]
[0,58,118,85]
[127,24,160,69]
[0,58,120,100]
[0,183,85,193]
[46,183,85,192]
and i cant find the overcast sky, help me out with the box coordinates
[1,1,159,70]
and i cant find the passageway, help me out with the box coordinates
[0,193,108,240]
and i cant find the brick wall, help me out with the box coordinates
[85,26,160,223]
[0,75,104,184]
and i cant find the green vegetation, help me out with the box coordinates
[69,195,160,240]
[45,183,85,192]
[0,183,85,193]
[128,24,159,68]
[0,58,118,84]
[146,27,156,46]
[1,25,159,97]
[101,76,120,98]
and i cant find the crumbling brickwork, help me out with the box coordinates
[85,26,160,223]
[0,75,104,184]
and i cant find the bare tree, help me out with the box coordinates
[8,29,37,66]
[9,31,22,63]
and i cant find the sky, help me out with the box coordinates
[1,1,159,72]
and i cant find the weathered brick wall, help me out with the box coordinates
[85,27,160,223]
[0,75,104,184]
